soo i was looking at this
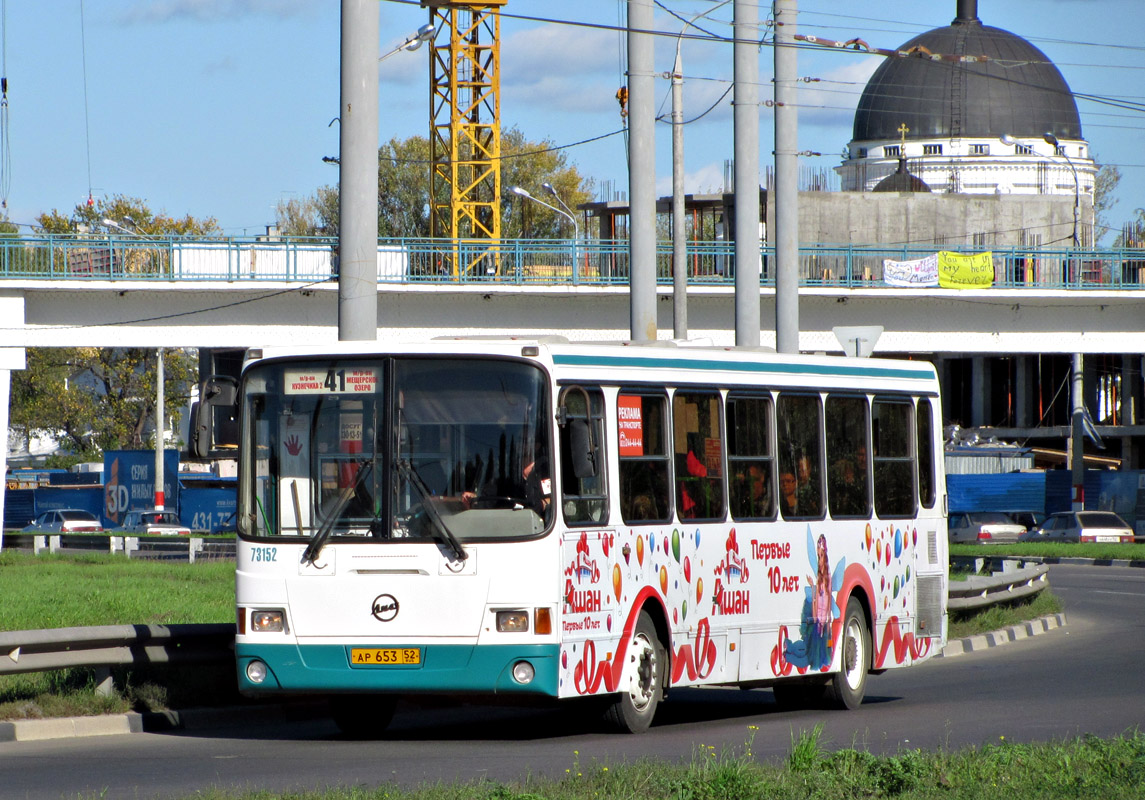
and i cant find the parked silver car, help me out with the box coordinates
[116,509,192,537]
[22,509,104,533]
[1019,511,1135,543]
[947,511,1026,544]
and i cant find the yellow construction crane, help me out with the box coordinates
[426,0,505,277]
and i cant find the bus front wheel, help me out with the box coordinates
[826,598,870,710]
[603,611,664,733]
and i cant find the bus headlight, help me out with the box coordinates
[246,660,268,684]
[251,610,285,633]
[496,610,529,632]
[511,661,535,684]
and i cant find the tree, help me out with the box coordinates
[278,126,593,240]
[35,194,220,237]
[1092,158,1121,244]
[10,347,198,459]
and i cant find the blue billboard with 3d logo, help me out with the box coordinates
[102,450,181,528]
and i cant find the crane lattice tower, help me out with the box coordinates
[427,0,504,276]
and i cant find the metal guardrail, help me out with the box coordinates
[2,534,236,562]
[0,624,234,676]
[948,564,1049,612]
[0,565,1046,681]
[2,234,1143,289]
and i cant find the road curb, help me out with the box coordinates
[0,701,326,743]
[938,612,1067,658]
[0,610,1072,742]
[0,711,143,743]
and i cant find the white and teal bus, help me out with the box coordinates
[224,338,947,734]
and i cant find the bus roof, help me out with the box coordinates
[246,338,939,391]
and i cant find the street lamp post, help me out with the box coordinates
[101,217,164,508]
[378,23,434,63]
[509,186,579,277]
[1043,132,1080,248]
[668,0,734,340]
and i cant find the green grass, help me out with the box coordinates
[128,728,1145,800]
[948,587,1062,640]
[951,542,1145,562]
[0,551,237,720]
[0,551,1065,722]
[0,550,235,629]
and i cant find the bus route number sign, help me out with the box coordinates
[350,648,421,666]
[285,368,380,395]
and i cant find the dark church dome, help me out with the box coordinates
[873,159,932,193]
[852,1,1082,143]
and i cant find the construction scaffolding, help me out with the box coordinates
[427,0,505,277]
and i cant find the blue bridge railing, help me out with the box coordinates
[1,235,1142,290]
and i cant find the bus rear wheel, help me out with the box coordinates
[826,598,870,710]
[602,611,664,734]
[330,694,397,738]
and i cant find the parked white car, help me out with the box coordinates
[1020,511,1135,544]
[947,511,1026,544]
[22,509,104,534]
[116,509,192,537]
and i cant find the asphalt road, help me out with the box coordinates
[3,564,1143,800]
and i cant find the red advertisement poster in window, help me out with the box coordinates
[617,395,644,456]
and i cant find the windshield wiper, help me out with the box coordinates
[396,459,467,563]
[301,460,373,566]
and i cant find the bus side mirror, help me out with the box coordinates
[191,375,239,459]
[569,418,597,479]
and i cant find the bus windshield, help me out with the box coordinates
[239,357,552,543]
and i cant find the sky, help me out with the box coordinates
[5,0,1144,239]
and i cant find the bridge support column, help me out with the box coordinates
[1122,355,1141,469]
[0,348,27,552]
[1015,356,1033,429]
[971,357,990,427]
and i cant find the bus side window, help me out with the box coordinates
[727,394,775,521]
[872,397,916,518]
[673,390,726,521]
[618,393,671,524]
[825,394,870,519]
[776,393,824,520]
[559,387,609,525]
[917,397,937,508]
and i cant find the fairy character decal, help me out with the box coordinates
[784,528,844,671]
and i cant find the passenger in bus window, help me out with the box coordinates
[746,463,772,516]
[678,449,707,519]
[780,470,798,516]
[796,453,820,514]
[462,456,550,517]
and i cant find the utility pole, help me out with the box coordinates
[733,0,760,347]
[338,0,379,341]
[671,45,687,339]
[628,0,657,342]
[154,348,164,510]
[1070,353,1084,510]
[773,0,800,353]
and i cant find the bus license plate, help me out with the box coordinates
[351,648,420,665]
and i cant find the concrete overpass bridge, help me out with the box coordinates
[2,236,1144,507]
[2,234,1143,352]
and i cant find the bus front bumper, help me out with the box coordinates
[236,642,560,697]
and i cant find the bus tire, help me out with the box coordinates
[602,611,664,733]
[330,694,397,738]
[826,597,870,710]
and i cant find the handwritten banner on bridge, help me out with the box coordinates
[883,251,994,289]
